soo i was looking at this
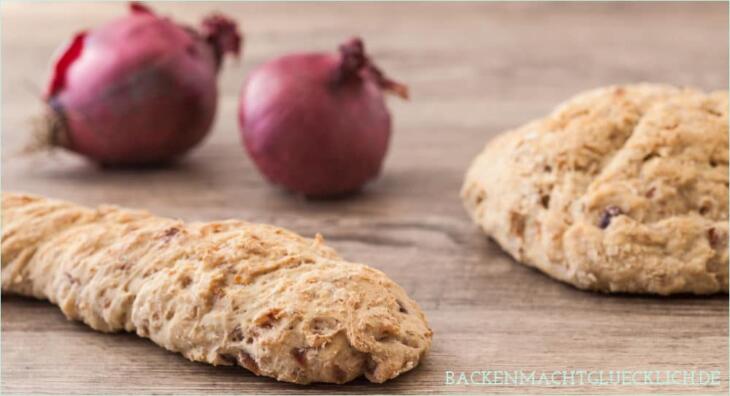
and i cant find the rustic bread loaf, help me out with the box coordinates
[462,84,728,295]
[1,192,432,384]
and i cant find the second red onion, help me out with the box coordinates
[239,38,407,197]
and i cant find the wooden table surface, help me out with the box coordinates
[2,2,728,394]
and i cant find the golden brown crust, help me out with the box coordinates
[1,192,432,384]
[462,84,728,295]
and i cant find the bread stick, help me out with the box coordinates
[1,192,432,384]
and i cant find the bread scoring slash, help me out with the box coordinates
[1,192,432,384]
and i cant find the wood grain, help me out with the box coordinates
[1,2,728,394]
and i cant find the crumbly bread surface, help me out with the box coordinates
[462,84,728,295]
[1,192,432,384]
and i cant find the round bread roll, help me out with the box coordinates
[462,84,728,295]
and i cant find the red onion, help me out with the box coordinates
[40,2,241,166]
[239,37,407,197]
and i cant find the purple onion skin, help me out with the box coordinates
[239,39,404,197]
[45,3,240,166]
